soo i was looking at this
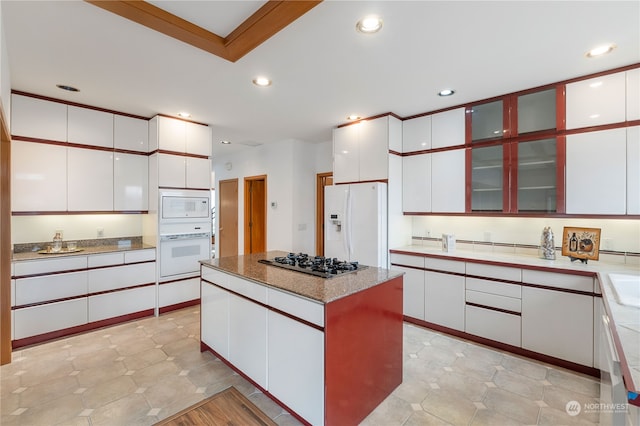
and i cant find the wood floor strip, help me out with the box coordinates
[154,386,277,426]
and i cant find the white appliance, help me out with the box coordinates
[160,189,210,222]
[324,182,387,268]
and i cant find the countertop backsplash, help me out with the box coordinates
[13,236,145,254]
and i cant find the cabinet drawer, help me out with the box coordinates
[159,278,199,307]
[15,271,87,305]
[14,298,88,339]
[466,277,521,298]
[465,304,521,347]
[202,267,231,288]
[466,263,521,282]
[466,290,521,313]
[88,286,155,322]
[125,249,156,263]
[521,270,594,292]
[425,257,465,274]
[88,252,124,268]
[88,262,156,293]
[268,288,325,327]
[228,276,267,304]
[390,253,424,268]
[14,256,87,276]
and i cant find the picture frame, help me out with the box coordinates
[561,227,601,262]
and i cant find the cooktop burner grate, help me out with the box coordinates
[259,252,367,279]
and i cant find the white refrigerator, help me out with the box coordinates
[324,182,388,268]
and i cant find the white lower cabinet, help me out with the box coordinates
[14,298,87,340]
[88,286,155,322]
[522,286,594,366]
[425,271,465,331]
[465,305,521,347]
[228,294,268,388]
[396,266,425,319]
[267,310,324,426]
[15,271,87,305]
[89,262,155,293]
[201,282,230,358]
[159,277,200,308]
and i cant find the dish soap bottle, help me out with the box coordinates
[52,231,63,253]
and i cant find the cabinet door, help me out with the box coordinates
[393,265,424,319]
[11,94,67,142]
[185,122,212,156]
[402,115,431,152]
[186,157,211,189]
[114,115,149,152]
[67,148,114,211]
[627,69,640,121]
[627,126,640,214]
[11,141,67,212]
[471,145,504,212]
[158,153,185,188]
[159,278,200,308]
[522,287,593,366]
[359,117,389,181]
[15,271,87,305]
[268,310,324,426]
[425,271,465,331]
[201,282,229,358]
[333,124,359,184]
[67,106,114,148]
[566,128,626,214]
[402,154,431,212]
[228,294,267,388]
[566,72,626,129]
[432,108,465,148]
[517,138,557,212]
[431,149,466,213]
[114,152,148,210]
[14,298,87,339]
[158,116,186,152]
[88,286,154,322]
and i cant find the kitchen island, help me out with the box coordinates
[199,251,404,426]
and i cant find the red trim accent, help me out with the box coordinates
[556,135,566,214]
[12,309,154,349]
[402,211,640,219]
[335,112,402,128]
[505,142,515,213]
[159,299,200,314]
[200,341,312,426]
[465,147,472,212]
[156,113,209,127]
[388,149,402,156]
[157,149,209,160]
[465,302,521,317]
[333,179,388,185]
[404,317,599,378]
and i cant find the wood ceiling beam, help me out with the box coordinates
[86,0,322,63]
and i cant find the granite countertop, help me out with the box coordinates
[12,242,156,261]
[200,250,403,304]
[392,244,640,403]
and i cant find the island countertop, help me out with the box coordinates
[200,250,403,304]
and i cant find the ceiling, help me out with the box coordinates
[3,1,639,157]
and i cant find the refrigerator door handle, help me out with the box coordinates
[346,188,353,258]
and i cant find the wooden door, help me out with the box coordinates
[219,179,238,258]
[244,175,267,254]
[316,172,333,256]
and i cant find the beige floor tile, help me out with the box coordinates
[546,368,600,398]
[89,392,151,425]
[360,393,413,426]
[436,370,488,401]
[483,387,541,424]
[470,408,526,425]
[402,409,453,426]
[493,369,545,400]
[81,375,137,409]
[501,354,550,380]
[421,387,479,425]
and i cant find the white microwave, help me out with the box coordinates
[160,190,210,220]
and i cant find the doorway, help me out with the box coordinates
[244,175,267,254]
[218,179,239,258]
[315,172,333,256]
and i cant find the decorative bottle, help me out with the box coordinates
[539,226,555,260]
[569,232,578,252]
[52,232,63,252]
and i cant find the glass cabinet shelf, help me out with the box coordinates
[517,138,557,212]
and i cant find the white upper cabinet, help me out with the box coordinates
[114,152,149,210]
[158,153,186,188]
[566,72,626,129]
[359,117,391,182]
[67,149,114,211]
[11,94,67,142]
[11,141,67,212]
[627,126,640,214]
[114,115,149,152]
[402,115,431,153]
[150,115,211,156]
[566,128,627,214]
[402,154,431,212]
[431,108,466,149]
[186,157,212,189]
[186,121,212,157]
[333,124,360,183]
[431,149,466,213]
[627,69,640,121]
[67,106,114,148]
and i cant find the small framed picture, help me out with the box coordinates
[561,227,601,261]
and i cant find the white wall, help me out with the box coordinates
[213,139,331,255]
[0,1,11,123]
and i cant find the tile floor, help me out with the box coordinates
[0,307,600,425]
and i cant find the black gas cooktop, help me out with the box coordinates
[259,252,367,279]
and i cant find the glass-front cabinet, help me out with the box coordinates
[469,88,562,213]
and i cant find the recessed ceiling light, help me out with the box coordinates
[346,115,361,121]
[586,43,616,58]
[177,112,191,118]
[438,89,455,97]
[56,84,79,92]
[220,140,231,144]
[356,16,383,33]
[253,77,272,87]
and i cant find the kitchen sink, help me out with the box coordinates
[609,273,640,308]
